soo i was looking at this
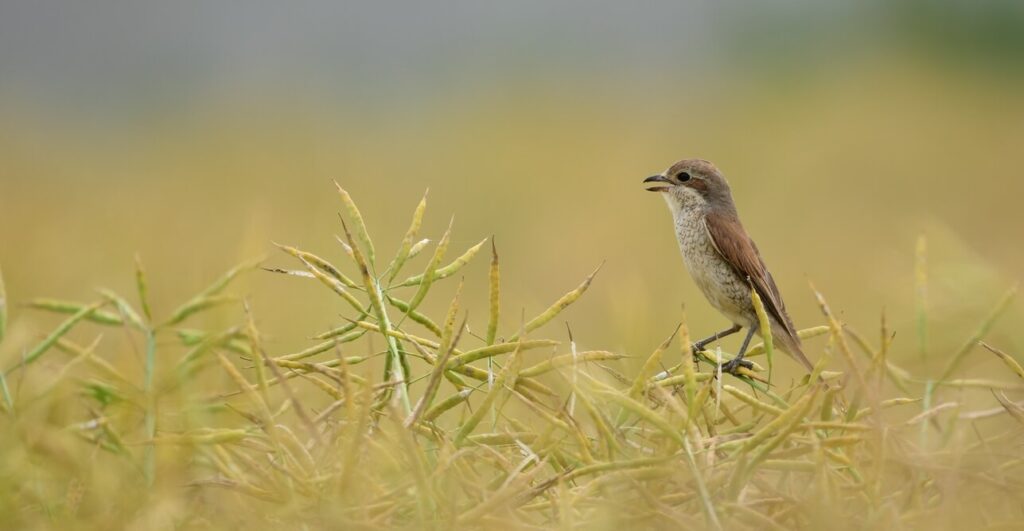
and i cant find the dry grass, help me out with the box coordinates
[1,187,1022,530]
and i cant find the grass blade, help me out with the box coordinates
[387,190,428,283]
[135,254,153,323]
[406,218,453,314]
[981,341,1024,379]
[423,389,472,422]
[407,294,465,427]
[97,289,147,331]
[446,339,558,369]
[340,215,411,413]
[395,237,486,288]
[28,299,124,326]
[938,283,1018,381]
[454,342,523,446]
[508,264,601,342]
[295,255,364,313]
[486,239,501,346]
[385,295,442,337]
[275,243,359,289]
[520,351,623,377]
[8,300,105,373]
[750,287,774,385]
[335,182,376,267]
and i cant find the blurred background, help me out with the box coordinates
[1,0,1022,380]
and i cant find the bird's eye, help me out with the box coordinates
[676,172,691,182]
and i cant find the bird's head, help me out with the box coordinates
[643,158,734,214]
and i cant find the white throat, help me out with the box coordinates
[661,187,707,223]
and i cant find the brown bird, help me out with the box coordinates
[644,159,813,375]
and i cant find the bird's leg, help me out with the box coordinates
[692,323,742,354]
[721,323,758,375]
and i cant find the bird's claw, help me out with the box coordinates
[719,358,754,376]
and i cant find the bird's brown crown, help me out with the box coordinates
[666,158,719,179]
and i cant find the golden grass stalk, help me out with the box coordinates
[408,238,431,259]
[8,186,1024,530]
[209,259,265,296]
[628,326,677,401]
[163,295,237,327]
[134,254,152,323]
[294,255,364,313]
[736,391,816,455]
[445,339,559,369]
[723,384,785,417]
[652,372,715,387]
[597,389,685,447]
[387,190,428,283]
[9,300,105,372]
[935,379,1024,391]
[486,239,501,346]
[311,318,366,341]
[454,341,522,446]
[97,289,147,330]
[55,338,134,389]
[394,237,487,288]
[992,392,1024,425]
[406,287,465,428]
[678,318,701,423]
[276,331,366,362]
[508,264,601,342]
[938,283,1018,381]
[844,325,912,393]
[149,429,251,446]
[682,436,723,530]
[216,352,275,427]
[40,334,102,397]
[384,295,441,337]
[340,216,411,413]
[981,341,1024,379]
[275,243,359,289]
[404,218,453,317]
[433,280,463,365]
[422,389,472,422]
[750,287,774,383]
[520,351,623,377]
[243,304,269,405]
[744,390,818,467]
[466,432,539,446]
[334,182,376,266]
[28,298,124,326]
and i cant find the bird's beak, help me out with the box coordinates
[644,175,671,192]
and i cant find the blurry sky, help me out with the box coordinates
[4,1,1020,113]
[1,1,1022,376]
[1,2,717,111]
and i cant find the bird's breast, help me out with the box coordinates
[673,210,755,327]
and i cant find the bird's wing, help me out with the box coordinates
[702,211,799,342]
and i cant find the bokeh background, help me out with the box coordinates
[2,1,1022,381]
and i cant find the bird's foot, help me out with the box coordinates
[718,357,754,376]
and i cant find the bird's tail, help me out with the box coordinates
[770,323,814,373]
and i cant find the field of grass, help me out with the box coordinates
[1,185,1022,530]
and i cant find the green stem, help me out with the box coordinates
[143,329,157,485]
[374,279,411,414]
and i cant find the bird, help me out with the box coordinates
[644,159,813,375]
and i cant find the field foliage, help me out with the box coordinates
[1,188,1022,530]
